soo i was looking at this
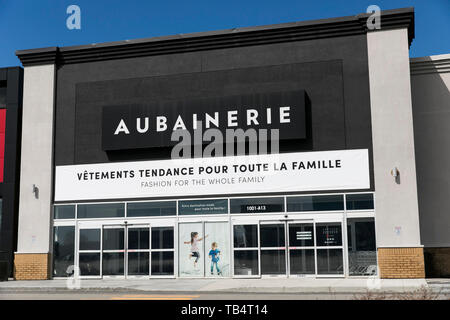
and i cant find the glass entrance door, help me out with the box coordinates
[260,222,286,276]
[259,221,315,276]
[258,219,345,277]
[102,225,125,277]
[78,226,102,277]
[287,221,315,276]
[151,226,175,276]
[78,222,174,279]
[127,225,150,277]
[315,222,345,276]
[125,224,175,278]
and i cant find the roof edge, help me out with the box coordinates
[16,7,415,67]
[410,54,450,75]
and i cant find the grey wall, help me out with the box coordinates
[411,54,450,247]
[17,64,55,253]
[54,35,374,193]
[367,29,422,248]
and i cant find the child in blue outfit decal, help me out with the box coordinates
[209,242,222,276]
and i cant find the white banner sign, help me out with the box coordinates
[54,149,370,201]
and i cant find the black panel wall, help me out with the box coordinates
[0,67,23,277]
[54,34,374,196]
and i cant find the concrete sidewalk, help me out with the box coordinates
[0,278,443,294]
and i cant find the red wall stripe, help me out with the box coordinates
[0,109,6,182]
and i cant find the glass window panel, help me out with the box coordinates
[102,228,124,250]
[347,225,353,251]
[102,252,124,276]
[77,203,124,219]
[316,223,342,247]
[230,197,284,214]
[317,249,343,275]
[233,250,259,276]
[348,218,377,276]
[287,195,344,212]
[205,222,230,277]
[54,205,75,220]
[53,226,75,277]
[346,194,374,210]
[233,225,258,248]
[261,250,286,275]
[79,229,100,250]
[178,222,204,277]
[152,227,174,249]
[128,252,149,276]
[127,201,176,217]
[288,223,314,247]
[289,249,315,275]
[151,251,174,275]
[128,228,149,250]
[260,224,285,247]
[355,221,376,251]
[79,253,100,276]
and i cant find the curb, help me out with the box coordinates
[0,286,439,295]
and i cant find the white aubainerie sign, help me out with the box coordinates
[54,149,370,202]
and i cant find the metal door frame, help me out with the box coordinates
[259,220,288,278]
[255,216,346,278]
[76,221,103,279]
[149,222,176,279]
[101,224,126,279]
[286,219,315,278]
[126,223,150,279]
[231,220,261,278]
[314,218,346,278]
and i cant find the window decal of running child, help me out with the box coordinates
[209,242,222,276]
[184,232,208,269]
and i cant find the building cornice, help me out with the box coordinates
[410,54,450,75]
[16,7,414,67]
[15,47,59,67]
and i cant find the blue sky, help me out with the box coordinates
[0,0,449,67]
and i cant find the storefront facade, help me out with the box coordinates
[14,8,428,280]
[50,192,375,279]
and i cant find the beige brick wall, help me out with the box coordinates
[378,247,425,278]
[14,253,50,280]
